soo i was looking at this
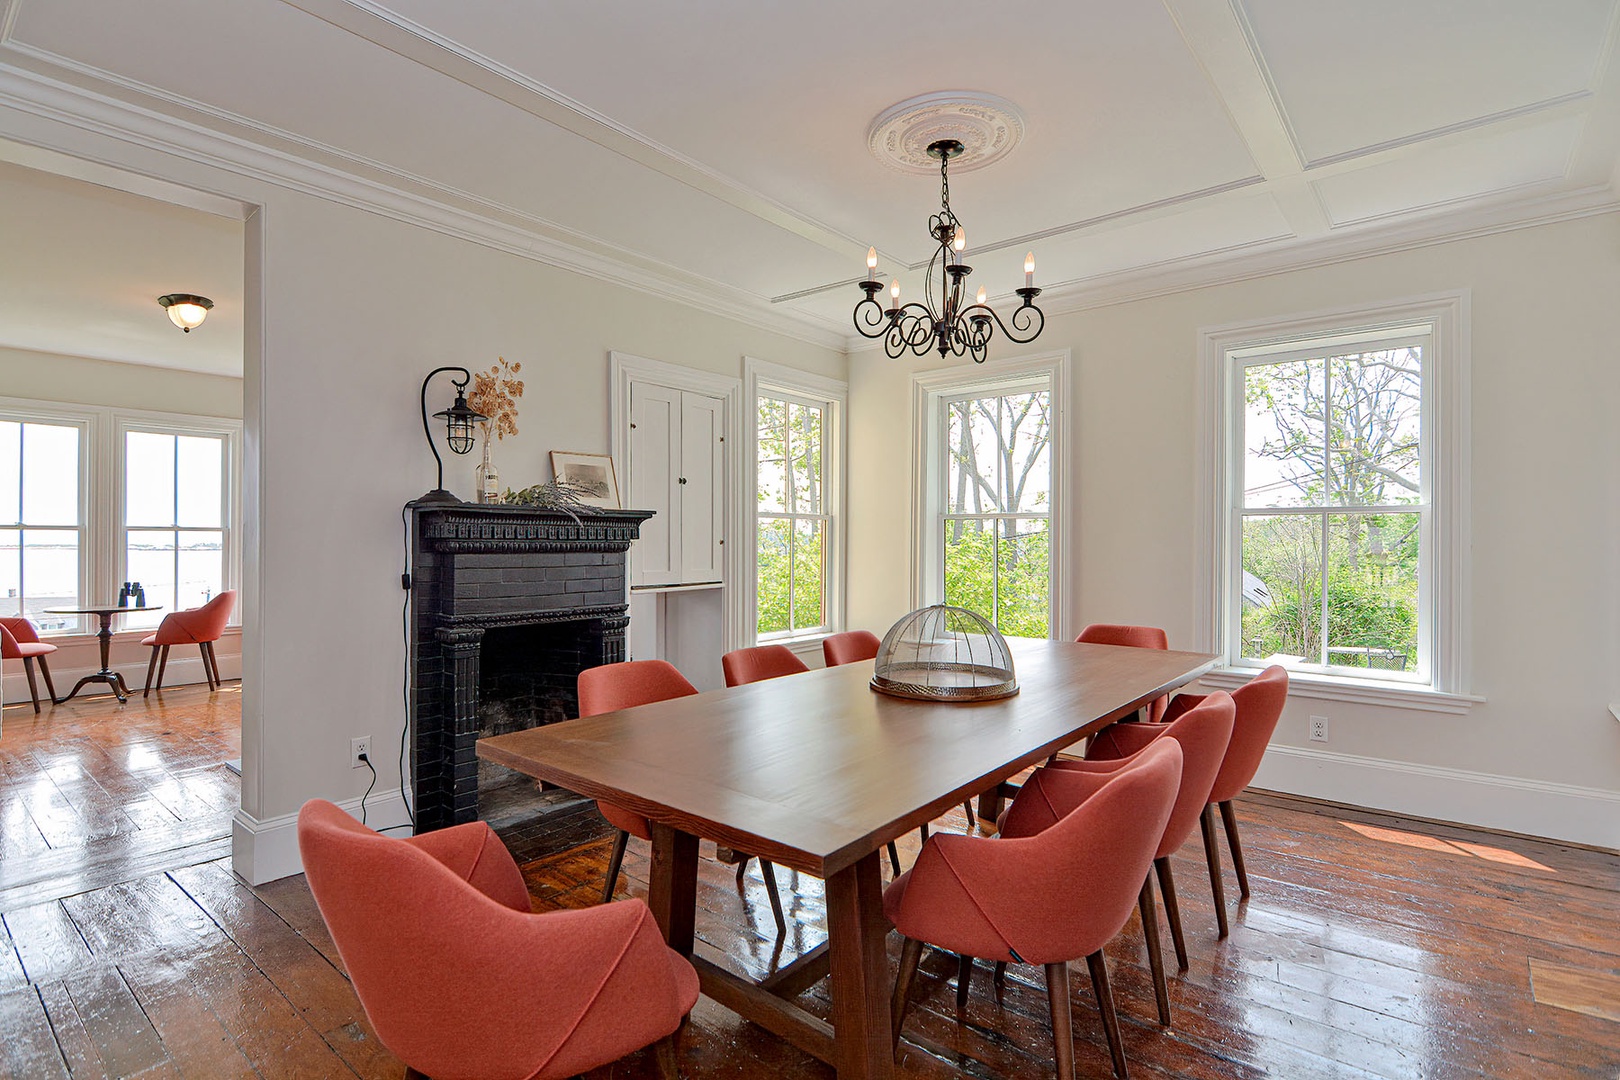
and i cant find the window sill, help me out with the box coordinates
[1198,666,1483,715]
[758,631,834,654]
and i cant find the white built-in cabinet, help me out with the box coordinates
[627,384,724,587]
[611,353,743,690]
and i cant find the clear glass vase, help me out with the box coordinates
[476,440,500,503]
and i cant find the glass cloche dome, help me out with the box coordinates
[871,604,1019,701]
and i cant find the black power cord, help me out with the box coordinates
[357,752,377,824]
[398,504,416,831]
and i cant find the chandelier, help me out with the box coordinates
[854,139,1044,363]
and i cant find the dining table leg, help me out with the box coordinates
[825,851,895,1079]
[648,822,699,955]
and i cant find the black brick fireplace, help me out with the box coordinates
[408,503,653,832]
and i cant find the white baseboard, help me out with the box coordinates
[232,788,411,885]
[1253,744,1620,850]
[3,652,242,705]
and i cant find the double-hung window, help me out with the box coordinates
[121,425,232,632]
[748,360,845,642]
[0,415,88,634]
[915,354,1067,640]
[1200,295,1470,705]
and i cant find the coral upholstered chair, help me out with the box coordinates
[579,660,787,935]
[297,799,697,1080]
[1075,623,1170,722]
[720,643,809,686]
[887,740,1184,1080]
[142,590,235,696]
[821,629,881,667]
[1,618,58,712]
[1109,666,1289,922]
[1007,692,1235,1029]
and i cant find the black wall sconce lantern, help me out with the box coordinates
[417,366,488,505]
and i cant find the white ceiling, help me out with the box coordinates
[0,0,1616,364]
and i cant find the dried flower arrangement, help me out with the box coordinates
[467,356,523,444]
[498,479,596,520]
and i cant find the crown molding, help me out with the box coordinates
[0,48,851,352]
[844,183,1619,352]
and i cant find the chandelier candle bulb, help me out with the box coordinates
[866,246,878,281]
[890,279,901,308]
[1025,252,1035,288]
[976,286,987,306]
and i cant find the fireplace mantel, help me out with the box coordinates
[409,503,653,831]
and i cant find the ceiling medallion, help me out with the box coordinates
[866,91,1026,175]
[855,137,1043,364]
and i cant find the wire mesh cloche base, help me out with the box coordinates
[871,604,1019,702]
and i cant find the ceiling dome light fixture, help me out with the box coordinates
[854,139,1043,363]
[157,293,214,333]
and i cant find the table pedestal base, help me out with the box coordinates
[57,670,133,705]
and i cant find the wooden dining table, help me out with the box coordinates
[478,637,1217,1079]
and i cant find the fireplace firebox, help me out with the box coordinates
[408,503,653,832]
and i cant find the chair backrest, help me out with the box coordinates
[153,590,237,645]
[577,659,698,717]
[1208,665,1289,803]
[0,618,26,658]
[721,644,810,687]
[1149,691,1235,857]
[901,740,1183,965]
[298,799,662,1078]
[822,630,882,667]
[1076,623,1170,720]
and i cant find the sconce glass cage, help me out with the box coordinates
[871,604,1018,702]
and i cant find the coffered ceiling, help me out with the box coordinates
[0,0,1616,366]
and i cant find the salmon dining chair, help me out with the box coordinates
[1,618,58,712]
[1110,665,1290,924]
[818,630,980,853]
[720,643,809,685]
[887,740,1184,1079]
[1005,692,1235,1028]
[142,590,236,696]
[1075,623,1170,722]
[579,659,787,936]
[298,799,697,1080]
[821,629,881,667]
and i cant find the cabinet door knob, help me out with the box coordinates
[678,476,687,484]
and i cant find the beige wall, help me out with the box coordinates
[850,213,1620,844]
[0,346,244,706]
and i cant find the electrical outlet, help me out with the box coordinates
[350,736,372,769]
[1309,715,1329,743]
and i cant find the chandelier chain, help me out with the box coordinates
[940,152,952,218]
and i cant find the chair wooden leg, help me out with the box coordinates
[890,935,925,1053]
[36,656,56,703]
[759,859,787,937]
[1044,961,1076,1080]
[1200,804,1229,938]
[208,640,223,686]
[602,829,630,903]
[1154,857,1188,971]
[736,854,750,885]
[198,643,216,690]
[144,647,160,697]
[22,657,40,713]
[919,822,930,842]
[1219,800,1250,898]
[955,953,973,1010]
[1138,875,1170,1026]
[653,1031,681,1079]
[1086,951,1129,1080]
[993,960,1007,988]
[887,841,901,875]
[961,799,976,828]
[155,645,170,694]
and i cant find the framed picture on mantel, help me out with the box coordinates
[551,451,621,509]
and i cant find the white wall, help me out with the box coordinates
[0,345,244,705]
[0,102,844,882]
[850,213,1620,847]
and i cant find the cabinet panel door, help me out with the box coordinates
[679,392,724,584]
[629,382,681,586]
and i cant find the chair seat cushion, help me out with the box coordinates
[599,800,651,840]
[14,641,55,657]
[140,634,159,646]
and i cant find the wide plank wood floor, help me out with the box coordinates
[2,689,1617,1078]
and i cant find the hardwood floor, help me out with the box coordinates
[2,690,1617,1078]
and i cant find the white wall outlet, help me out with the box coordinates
[350,736,372,769]
[1309,715,1329,743]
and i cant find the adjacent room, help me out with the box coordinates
[0,3,1616,1079]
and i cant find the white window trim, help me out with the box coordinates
[744,357,847,647]
[1194,293,1475,710]
[0,396,242,640]
[911,350,1071,640]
